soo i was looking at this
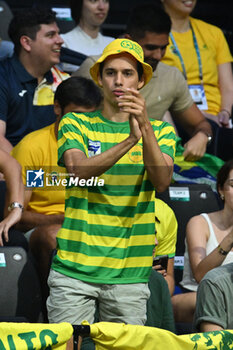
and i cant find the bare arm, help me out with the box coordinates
[164,258,175,296]
[64,89,174,192]
[64,133,139,180]
[0,150,24,245]
[174,103,212,161]
[16,189,64,232]
[119,89,174,192]
[217,62,233,127]
[0,120,13,153]
[153,257,175,296]
[187,214,233,283]
[141,123,174,192]
[200,322,223,333]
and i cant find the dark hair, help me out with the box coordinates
[54,77,102,113]
[70,0,83,25]
[217,159,233,192]
[99,60,144,81]
[8,8,57,55]
[126,2,171,40]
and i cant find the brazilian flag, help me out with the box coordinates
[173,138,224,191]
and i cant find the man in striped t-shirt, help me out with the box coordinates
[47,38,176,334]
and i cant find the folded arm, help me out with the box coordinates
[0,150,24,245]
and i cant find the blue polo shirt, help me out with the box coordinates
[0,54,67,146]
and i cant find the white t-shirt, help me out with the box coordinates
[61,26,114,72]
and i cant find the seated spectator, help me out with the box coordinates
[0,8,69,153]
[161,0,233,160]
[0,38,14,60]
[11,76,102,319]
[153,198,177,296]
[194,263,233,332]
[61,0,114,72]
[0,149,26,249]
[74,3,212,162]
[172,159,233,323]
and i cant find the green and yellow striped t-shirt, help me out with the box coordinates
[52,111,176,284]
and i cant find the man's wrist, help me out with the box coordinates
[127,135,139,147]
[196,131,212,145]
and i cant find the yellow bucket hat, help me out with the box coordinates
[90,38,153,87]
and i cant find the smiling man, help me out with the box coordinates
[47,39,176,346]
[0,8,69,152]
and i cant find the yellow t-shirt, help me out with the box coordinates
[12,123,66,215]
[154,198,177,258]
[162,17,233,115]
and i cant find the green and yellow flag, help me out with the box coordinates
[90,322,233,350]
[0,322,73,350]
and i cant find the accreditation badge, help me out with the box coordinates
[188,84,208,110]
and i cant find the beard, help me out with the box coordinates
[144,58,159,72]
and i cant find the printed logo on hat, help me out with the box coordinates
[120,40,143,60]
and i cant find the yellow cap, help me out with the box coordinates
[90,38,153,87]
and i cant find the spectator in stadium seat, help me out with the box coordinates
[172,159,233,323]
[11,76,102,319]
[74,3,212,162]
[194,263,233,332]
[61,0,114,72]
[0,8,69,153]
[161,0,233,160]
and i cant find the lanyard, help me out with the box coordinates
[169,23,203,83]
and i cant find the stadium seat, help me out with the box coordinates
[60,46,87,67]
[0,1,13,41]
[0,246,42,322]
